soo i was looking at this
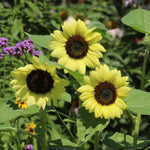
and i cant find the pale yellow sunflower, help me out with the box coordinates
[10,56,69,109]
[77,64,130,119]
[25,121,36,135]
[49,19,106,74]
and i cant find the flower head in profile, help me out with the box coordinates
[10,56,69,109]
[78,64,130,119]
[15,100,27,109]
[49,19,106,74]
[25,122,36,135]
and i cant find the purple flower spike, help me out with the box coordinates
[0,37,9,48]
[14,45,24,57]
[24,144,33,150]
[15,39,35,54]
[2,47,16,57]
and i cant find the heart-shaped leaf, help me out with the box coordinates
[121,9,150,34]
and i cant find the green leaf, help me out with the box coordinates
[87,21,108,36]
[124,88,150,115]
[0,121,16,131]
[60,92,71,103]
[0,100,39,123]
[103,132,150,149]
[49,139,78,150]
[77,103,109,142]
[121,9,150,34]
[63,118,76,123]
[106,52,124,63]
[25,33,51,49]
[66,68,84,85]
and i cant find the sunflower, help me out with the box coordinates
[25,121,36,135]
[15,100,27,109]
[49,19,106,74]
[10,56,69,109]
[77,64,130,119]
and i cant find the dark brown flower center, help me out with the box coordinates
[29,128,34,133]
[26,69,54,94]
[94,81,117,105]
[65,35,88,59]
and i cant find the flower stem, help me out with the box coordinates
[132,34,150,150]
[132,114,141,150]
[53,106,76,141]
[16,119,21,150]
[94,131,100,150]
[40,108,48,150]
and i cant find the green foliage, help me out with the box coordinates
[25,33,51,49]
[103,132,150,150]
[77,104,109,143]
[125,88,150,115]
[121,9,150,34]
[49,139,78,150]
[0,99,39,123]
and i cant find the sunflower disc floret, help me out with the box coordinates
[10,56,69,109]
[49,19,106,74]
[77,64,130,119]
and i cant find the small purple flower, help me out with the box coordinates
[24,144,33,150]
[2,47,16,57]
[74,91,78,95]
[33,50,41,57]
[1,38,37,58]
[15,39,35,54]
[26,38,33,44]
[14,44,24,57]
[0,53,5,59]
[0,37,9,48]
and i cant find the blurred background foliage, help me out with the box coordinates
[0,0,150,149]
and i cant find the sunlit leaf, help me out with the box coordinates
[124,88,150,115]
[121,9,150,34]
[103,132,150,149]
[0,121,16,131]
[25,33,51,49]
[0,100,39,123]
[49,139,78,149]
[60,92,71,103]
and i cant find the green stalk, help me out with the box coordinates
[94,131,100,150]
[53,106,76,141]
[132,34,150,150]
[33,137,37,150]
[39,108,48,150]
[16,119,21,150]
